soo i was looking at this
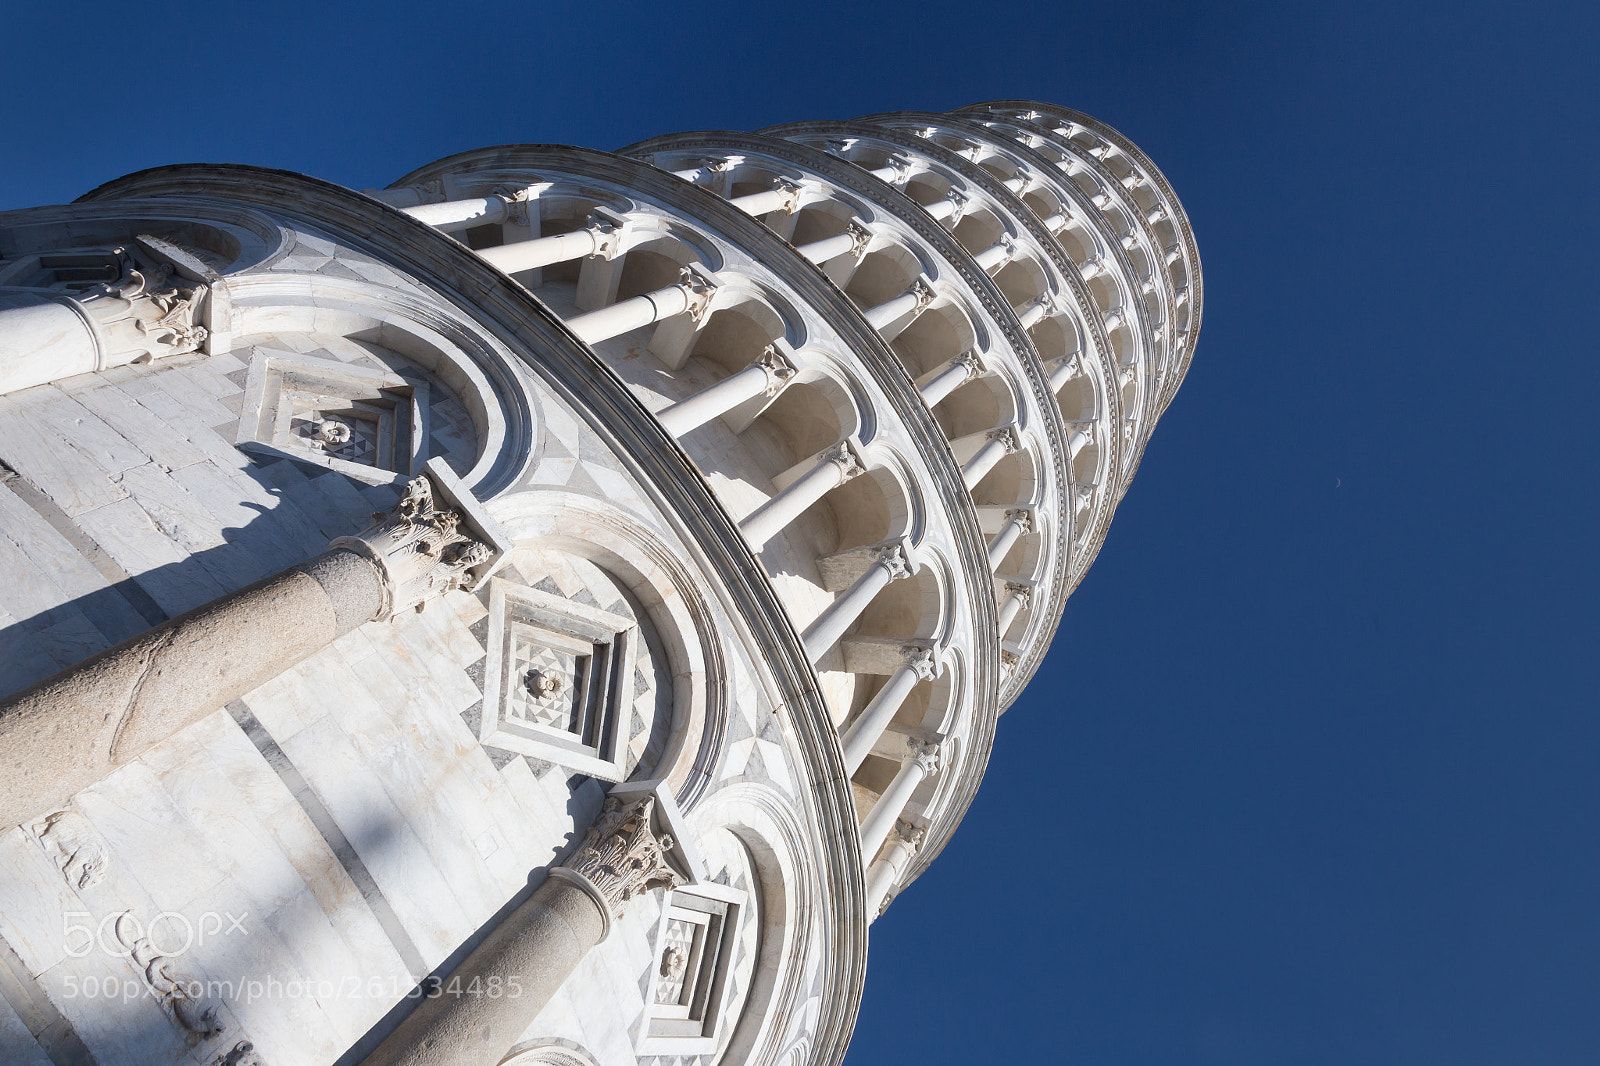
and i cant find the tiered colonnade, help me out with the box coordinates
[372,101,1201,912]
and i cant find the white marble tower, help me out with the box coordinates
[0,101,1200,1066]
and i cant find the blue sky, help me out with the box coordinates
[4,2,1596,1063]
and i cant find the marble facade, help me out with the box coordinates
[0,101,1200,1065]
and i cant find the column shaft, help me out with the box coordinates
[997,587,1028,632]
[361,873,607,1066]
[962,435,1010,489]
[0,550,383,828]
[859,746,936,860]
[656,359,777,437]
[0,292,100,395]
[402,196,507,232]
[841,660,925,773]
[567,283,691,345]
[477,228,602,275]
[986,515,1027,570]
[795,231,858,264]
[802,561,895,663]
[918,359,974,408]
[1049,358,1080,392]
[740,448,856,549]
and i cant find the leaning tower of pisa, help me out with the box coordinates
[0,101,1199,1066]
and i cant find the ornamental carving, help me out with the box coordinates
[901,645,939,681]
[76,248,209,360]
[30,808,108,889]
[561,794,684,919]
[877,543,915,582]
[1004,508,1034,534]
[824,440,866,481]
[333,475,494,618]
[756,345,798,396]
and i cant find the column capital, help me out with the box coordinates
[755,344,799,397]
[771,176,805,214]
[846,219,874,257]
[892,818,927,849]
[910,277,938,313]
[899,645,939,681]
[877,539,919,582]
[331,468,504,619]
[586,207,633,259]
[78,248,209,360]
[1003,581,1033,610]
[824,439,868,481]
[1000,649,1021,680]
[905,736,941,775]
[1003,508,1034,534]
[953,349,988,381]
[679,264,719,323]
[492,184,535,227]
[985,425,1021,453]
[944,187,970,222]
[559,792,685,924]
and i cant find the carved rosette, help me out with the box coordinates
[561,794,684,920]
[333,475,493,619]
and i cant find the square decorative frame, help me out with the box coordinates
[236,349,428,485]
[477,577,639,780]
[637,879,746,1057]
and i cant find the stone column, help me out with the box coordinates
[917,350,986,408]
[859,738,940,861]
[0,248,210,396]
[795,221,871,268]
[401,186,534,233]
[962,426,1020,489]
[479,210,626,276]
[728,177,804,218]
[1049,354,1082,393]
[863,278,937,338]
[997,581,1032,633]
[986,509,1033,570]
[972,234,1017,273]
[1017,292,1056,330]
[0,468,503,829]
[740,440,865,549]
[801,541,917,662]
[565,266,713,346]
[865,819,925,917]
[655,344,797,437]
[362,788,687,1066]
[841,646,937,774]
[922,189,969,226]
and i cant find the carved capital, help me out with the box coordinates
[953,349,988,381]
[880,155,912,184]
[1075,484,1098,509]
[586,208,631,260]
[985,426,1021,454]
[945,188,970,221]
[910,277,938,312]
[1004,582,1033,610]
[824,440,867,481]
[905,737,941,775]
[755,345,798,397]
[892,818,927,849]
[560,794,685,921]
[772,177,805,214]
[1103,308,1125,331]
[877,542,916,582]
[332,474,494,619]
[679,265,718,323]
[1000,649,1021,678]
[900,645,939,681]
[1003,508,1034,535]
[77,248,208,361]
[493,184,535,227]
[846,219,874,257]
